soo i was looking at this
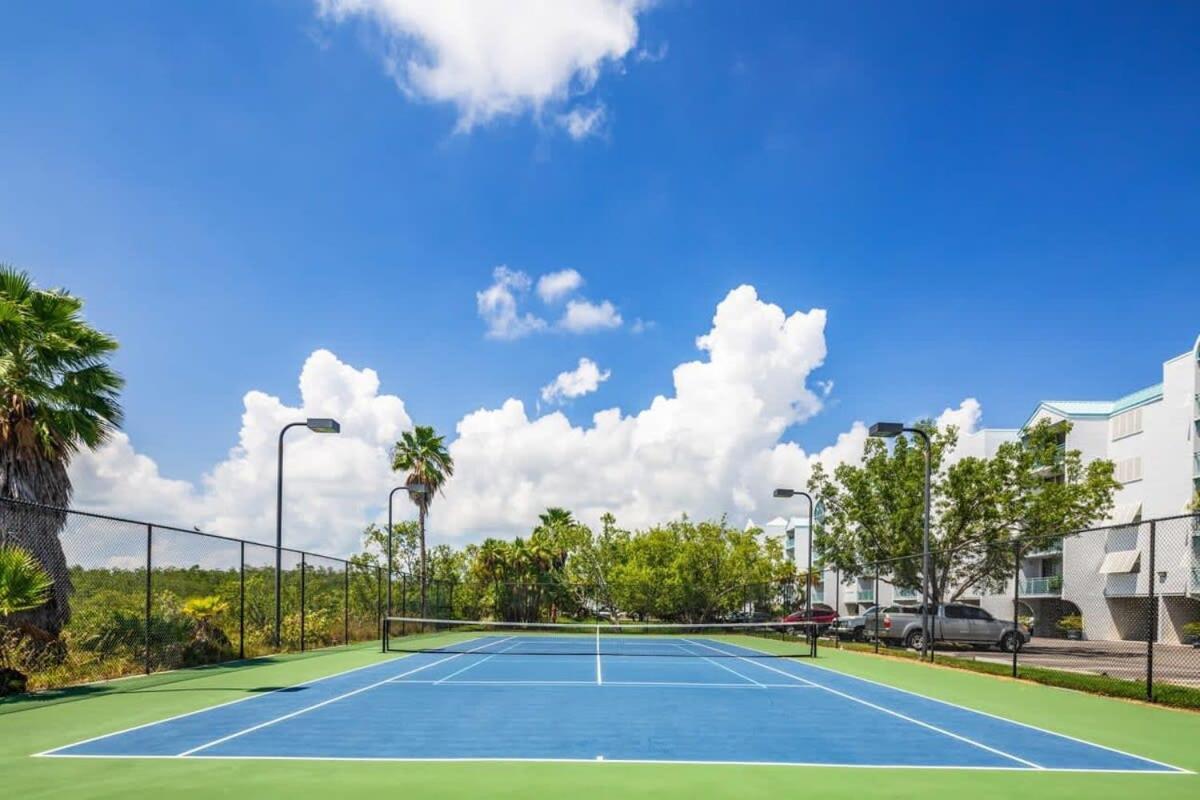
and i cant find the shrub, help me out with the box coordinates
[1057,614,1083,632]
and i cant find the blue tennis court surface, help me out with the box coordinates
[38,635,1188,773]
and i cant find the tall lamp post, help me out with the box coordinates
[773,488,815,623]
[275,417,341,648]
[386,483,428,617]
[869,421,932,662]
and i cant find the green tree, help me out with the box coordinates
[0,267,123,635]
[810,419,1118,603]
[390,425,454,617]
[359,520,420,575]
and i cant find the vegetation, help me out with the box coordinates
[809,419,1119,604]
[0,267,123,636]
[0,543,54,694]
[1057,614,1084,632]
[390,425,454,617]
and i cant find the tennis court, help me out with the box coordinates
[34,621,1188,773]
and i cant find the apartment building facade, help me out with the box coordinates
[768,333,1200,644]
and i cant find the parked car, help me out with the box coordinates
[779,603,838,633]
[727,610,776,624]
[834,605,903,640]
[874,603,1030,652]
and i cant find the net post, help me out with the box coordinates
[344,561,350,646]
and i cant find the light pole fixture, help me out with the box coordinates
[774,487,816,624]
[869,421,933,661]
[275,417,341,648]
[386,483,428,617]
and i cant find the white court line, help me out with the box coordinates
[33,647,431,757]
[36,753,1192,774]
[686,638,1042,770]
[676,639,766,687]
[176,637,514,757]
[790,651,1194,775]
[434,639,524,684]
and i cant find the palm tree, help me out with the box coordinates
[0,267,122,635]
[390,425,454,617]
[0,542,54,694]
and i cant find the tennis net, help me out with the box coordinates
[382,617,819,658]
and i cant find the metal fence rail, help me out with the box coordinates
[0,497,444,692]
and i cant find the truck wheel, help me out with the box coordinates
[853,627,865,642]
[1000,632,1023,653]
[904,630,925,650]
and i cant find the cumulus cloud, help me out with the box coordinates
[540,358,612,404]
[68,284,993,557]
[536,269,584,304]
[557,104,607,140]
[315,0,648,132]
[560,299,622,333]
[476,266,547,340]
[70,350,413,556]
[441,285,833,537]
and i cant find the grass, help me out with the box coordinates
[3,639,1200,799]
[827,638,1200,710]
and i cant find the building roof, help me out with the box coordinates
[1021,383,1163,430]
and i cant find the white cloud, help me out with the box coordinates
[560,299,623,333]
[315,0,648,132]
[68,284,992,559]
[557,104,607,140]
[70,349,413,556]
[536,269,584,303]
[476,266,547,340]
[540,358,612,404]
[816,379,835,398]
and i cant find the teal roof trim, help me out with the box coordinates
[1020,383,1164,430]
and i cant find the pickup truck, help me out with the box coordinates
[873,603,1030,652]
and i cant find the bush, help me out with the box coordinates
[1057,614,1083,632]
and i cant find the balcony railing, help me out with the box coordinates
[810,589,825,603]
[1193,452,1200,479]
[1020,576,1063,596]
[1194,393,1200,421]
[894,587,920,600]
[857,588,875,603]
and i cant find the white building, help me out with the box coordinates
[774,333,1200,643]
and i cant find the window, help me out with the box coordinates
[1115,456,1143,484]
[963,607,993,621]
[1111,407,1143,440]
[944,605,967,618]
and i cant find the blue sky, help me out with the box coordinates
[1,2,1197,549]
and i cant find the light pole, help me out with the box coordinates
[275,417,341,648]
[869,421,932,662]
[773,488,815,624]
[386,483,428,617]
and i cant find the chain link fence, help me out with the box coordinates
[823,513,1200,706]
[0,497,408,692]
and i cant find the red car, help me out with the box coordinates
[779,603,838,633]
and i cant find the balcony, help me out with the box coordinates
[1020,576,1063,597]
[1025,539,1063,558]
[1194,393,1200,421]
[1193,452,1200,479]
[810,588,825,603]
[894,587,920,601]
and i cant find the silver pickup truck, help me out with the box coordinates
[874,603,1030,652]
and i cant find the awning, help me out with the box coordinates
[1107,502,1142,526]
[1099,549,1141,574]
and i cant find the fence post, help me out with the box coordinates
[402,574,408,616]
[873,561,880,654]
[833,567,840,650]
[1012,541,1021,679]
[144,524,152,675]
[343,561,350,646]
[239,540,246,660]
[300,552,307,653]
[1147,520,1156,702]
